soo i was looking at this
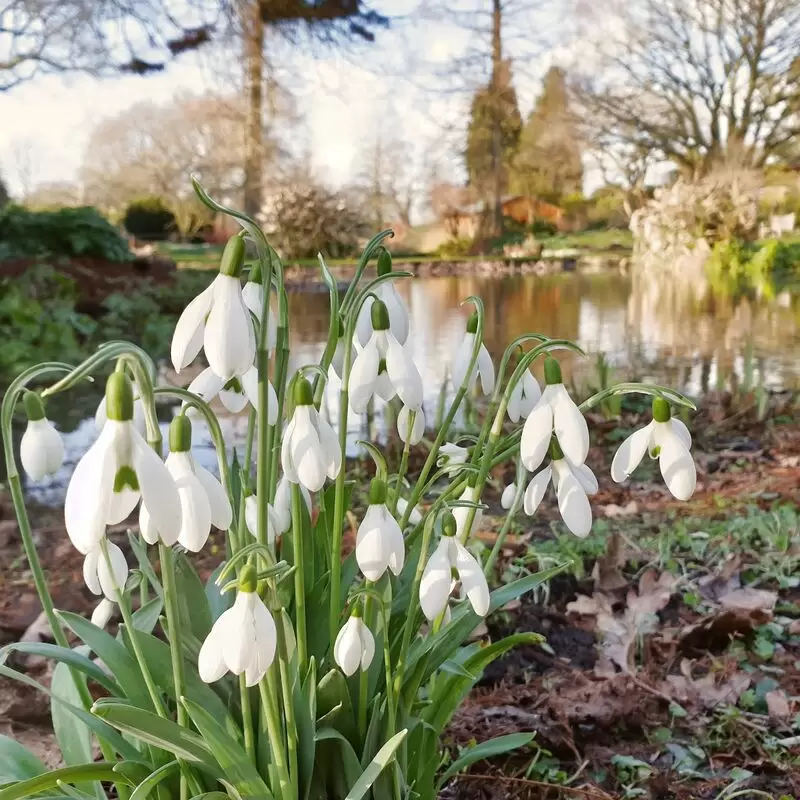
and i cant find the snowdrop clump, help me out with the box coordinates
[2,180,697,800]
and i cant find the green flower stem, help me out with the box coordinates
[389,410,415,516]
[579,382,696,412]
[101,540,167,719]
[243,409,257,480]
[291,484,308,673]
[274,621,299,800]
[484,456,525,578]
[268,327,290,501]
[257,347,272,550]
[238,674,256,764]
[358,589,374,740]
[339,229,394,316]
[258,672,292,800]
[379,602,402,800]
[157,542,189,800]
[392,511,437,719]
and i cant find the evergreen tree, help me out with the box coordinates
[512,67,583,202]
[465,60,522,206]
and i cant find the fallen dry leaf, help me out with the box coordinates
[718,587,777,612]
[766,690,792,720]
[680,608,772,654]
[592,531,629,592]
[664,671,751,710]
[602,501,639,518]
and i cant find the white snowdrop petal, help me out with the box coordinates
[185,368,225,412]
[355,296,374,348]
[194,463,233,531]
[500,483,516,510]
[450,333,475,390]
[374,370,396,402]
[176,474,213,552]
[241,281,263,322]
[506,379,523,423]
[280,418,299,484]
[97,541,129,600]
[551,385,589,465]
[523,466,551,516]
[204,275,255,380]
[385,514,406,576]
[398,405,424,444]
[396,497,423,525]
[386,335,423,409]
[476,343,495,395]
[380,281,409,345]
[610,424,652,483]
[138,503,160,545]
[198,613,231,683]
[223,593,257,675]
[556,471,593,538]
[316,415,342,481]
[82,550,102,595]
[520,401,553,472]
[246,598,277,686]
[20,419,64,481]
[334,617,363,677]
[356,505,391,581]
[91,599,115,629]
[454,541,490,617]
[348,342,380,413]
[219,384,249,414]
[131,428,181,543]
[570,462,599,496]
[289,406,327,492]
[657,430,697,501]
[65,425,116,554]
[419,539,453,621]
[670,418,692,450]
[273,477,292,533]
[359,619,376,669]
[171,281,215,371]
[520,370,542,416]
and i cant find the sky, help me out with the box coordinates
[0,0,583,210]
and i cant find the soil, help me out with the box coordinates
[1,393,798,798]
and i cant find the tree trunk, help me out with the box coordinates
[243,1,264,218]
[489,0,503,237]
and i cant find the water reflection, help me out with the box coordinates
[19,267,800,505]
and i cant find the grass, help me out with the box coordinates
[537,228,633,251]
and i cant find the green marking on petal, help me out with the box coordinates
[113,465,139,493]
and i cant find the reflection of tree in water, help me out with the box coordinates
[628,265,800,391]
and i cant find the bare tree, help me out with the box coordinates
[575,0,800,176]
[80,92,284,229]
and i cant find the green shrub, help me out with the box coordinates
[530,217,558,236]
[433,237,473,258]
[123,196,176,240]
[0,205,131,262]
[706,237,800,295]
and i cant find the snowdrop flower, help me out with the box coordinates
[420,513,490,621]
[185,364,277,421]
[520,356,589,472]
[198,566,277,686]
[356,479,405,581]
[452,484,483,540]
[451,312,495,395]
[140,416,232,551]
[281,377,341,492]
[171,235,255,380]
[355,248,409,346]
[244,495,281,544]
[397,404,424,444]
[96,392,146,434]
[65,373,181,555]
[507,368,542,422]
[271,476,312,535]
[611,398,696,501]
[522,440,598,538]
[91,598,115,629]
[437,442,469,472]
[333,610,375,677]
[330,323,356,383]
[349,300,422,412]
[240,262,277,352]
[19,393,64,481]
[83,540,128,601]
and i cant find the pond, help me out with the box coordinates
[19,269,800,505]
